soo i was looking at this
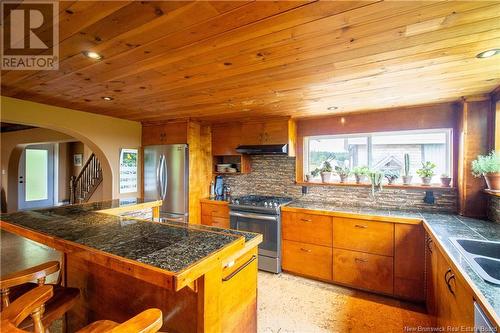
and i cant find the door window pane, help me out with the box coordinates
[25,149,48,201]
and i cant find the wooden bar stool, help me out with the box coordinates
[0,261,80,332]
[1,285,163,333]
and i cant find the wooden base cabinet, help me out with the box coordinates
[220,248,258,332]
[394,224,425,302]
[333,248,393,295]
[201,201,230,228]
[426,233,474,332]
[282,209,426,302]
[282,239,333,281]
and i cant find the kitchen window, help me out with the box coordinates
[304,129,452,184]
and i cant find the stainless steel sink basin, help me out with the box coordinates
[450,238,500,285]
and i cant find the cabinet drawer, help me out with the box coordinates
[210,217,230,229]
[282,240,332,281]
[282,212,332,246]
[333,248,393,295]
[201,202,229,218]
[333,217,394,256]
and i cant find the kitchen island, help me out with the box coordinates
[0,199,262,333]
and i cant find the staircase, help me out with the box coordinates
[70,153,103,204]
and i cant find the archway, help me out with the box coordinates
[1,96,142,203]
[2,125,113,212]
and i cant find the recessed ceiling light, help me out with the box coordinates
[102,96,113,101]
[82,51,103,60]
[327,106,338,111]
[476,49,500,59]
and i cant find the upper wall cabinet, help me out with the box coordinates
[212,118,296,156]
[142,122,189,146]
[212,123,243,156]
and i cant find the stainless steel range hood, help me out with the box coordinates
[235,144,288,155]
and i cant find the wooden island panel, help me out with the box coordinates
[1,200,262,333]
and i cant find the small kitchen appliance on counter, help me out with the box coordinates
[229,195,293,273]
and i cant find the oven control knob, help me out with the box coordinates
[264,202,268,207]
[273,202,278,207]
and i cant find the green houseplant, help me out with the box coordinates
[416,161,436,186]
[320,161,333,183]
[402,153,412,185]
[472,150,500,191]
[384,170,399,185]
[335,165,351,183]
[368,170,384,196]
[353,166,369,184]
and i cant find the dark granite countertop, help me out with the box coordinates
[0,199,260,274]
[285,200,500,322]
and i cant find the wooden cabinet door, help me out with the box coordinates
[240,122,265,145]
[142,122,187,145]
[436,248,474,331]
[221,248,258,332]
[142,124,164,146]
[394,223,425,302]
[212,123,242,155]
[261,120,289,144]
[426,234,438,322]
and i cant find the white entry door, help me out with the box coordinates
[18,144,55,210]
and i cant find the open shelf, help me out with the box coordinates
[213,155,251,175]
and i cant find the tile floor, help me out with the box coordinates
[1,230,433,333]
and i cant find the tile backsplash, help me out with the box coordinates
[221,155,458,213]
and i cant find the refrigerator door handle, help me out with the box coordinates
[161,154,167,200]
[156,155,163,199]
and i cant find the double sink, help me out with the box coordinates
[450,238,500,285]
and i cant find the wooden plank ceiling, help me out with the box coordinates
[1,1,500,123]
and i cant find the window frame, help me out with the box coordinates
[304,128,453,184]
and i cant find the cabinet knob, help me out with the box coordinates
[300,248,311,253]
[300,218,312,222]
[355,258,368,263]
[354,224,368,229]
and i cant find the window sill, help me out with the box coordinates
[484,189,500,197]
[296,181,456,191]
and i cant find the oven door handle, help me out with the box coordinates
[229,211,278,221]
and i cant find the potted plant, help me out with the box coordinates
[416,161,436,186]
[353,166,369,184]
[335,165,351,183]
[384,170,399,185]
[402,153,412,185]
[306,168,321,182]
[368,170,384,196]
[440,173,452,187]
[320,161,333,183]
[472,150,500,191]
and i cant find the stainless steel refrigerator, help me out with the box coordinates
[143,144,189,223]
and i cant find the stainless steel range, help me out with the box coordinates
[229,195,293,273]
